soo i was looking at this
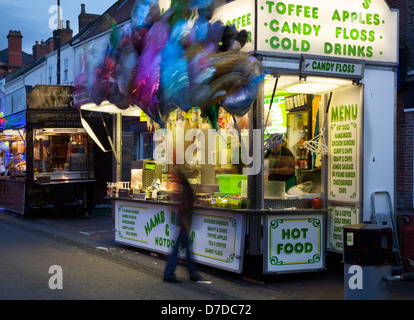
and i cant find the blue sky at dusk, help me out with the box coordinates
[0,0,117,53]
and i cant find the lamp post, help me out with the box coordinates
[56,0,61,85]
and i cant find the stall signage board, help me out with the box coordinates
[255,0,398,65]
[158,0,256,52]
[114,201,246,273]
[327,85,362,203]
[27,111,81,128]
[264,213,324,273]
[211,0,255,52]
[327,205,359,253]
[301,58,364,79]
[264,95,286,134]
[27,85,74,109]
[0,112,26,130]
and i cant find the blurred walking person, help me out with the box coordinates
[163,169,202,283]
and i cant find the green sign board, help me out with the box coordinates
[264,213,324,273]
[213,0,398,64]
[115,201,246,273]
[328,85,362,202]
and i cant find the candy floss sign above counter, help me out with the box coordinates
[250,0,398,64]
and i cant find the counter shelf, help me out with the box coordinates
[109,195,326,214]
[34,179,96,185]
[110,195,326,274]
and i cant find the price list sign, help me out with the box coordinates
[328,85,362,203]
[115,202,246,273]
[327,206,359,252]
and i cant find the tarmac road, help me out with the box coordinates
[0,208,413,302]
[0,209,279,300]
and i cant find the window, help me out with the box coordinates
[48,66,52,84]
[63,58,68,82]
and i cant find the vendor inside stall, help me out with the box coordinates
[33,139,49,161]
[265,134,296,192]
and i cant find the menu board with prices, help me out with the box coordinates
[328,85,362,203]
[115,201,246,273]
[327,205,359,252]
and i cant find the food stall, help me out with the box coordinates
[0,85,105,215]
[214,0,398,274]
[76,0,398,275]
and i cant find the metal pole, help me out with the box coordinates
[56,0,61,85]
[245,82,264,278]
[115,113,122,181]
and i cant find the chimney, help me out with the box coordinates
[60,20,73,45]
[7,30,23,68]
[53,19,73,50]
[32,38,52,61]
[78,4,100,31]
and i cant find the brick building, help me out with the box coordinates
[32,20,73,61]
[387,0,414,210]
[0,30,33,77]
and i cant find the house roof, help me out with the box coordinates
[72,0,134,45]
[5,56,46,83]
[0,48,33,65]
[4,0,135,84]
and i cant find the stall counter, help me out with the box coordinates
[111,196,326,274]
[0,175,96,215]
[0,177,26,214]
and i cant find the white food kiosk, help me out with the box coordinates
[79,0,398,275]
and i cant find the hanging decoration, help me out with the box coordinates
[74,0,264,129]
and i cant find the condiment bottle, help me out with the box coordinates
[313,196,322,209]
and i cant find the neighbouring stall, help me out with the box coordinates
[0,85,111,215]
[75,0,398,275]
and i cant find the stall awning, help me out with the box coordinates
[80,100,141,117]
[79,109,113,153]
[79,101,141,167]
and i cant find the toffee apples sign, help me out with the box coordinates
[256,0,398,64]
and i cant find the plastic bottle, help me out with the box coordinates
[313,196,322,209]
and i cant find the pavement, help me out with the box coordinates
[0,206,413,300]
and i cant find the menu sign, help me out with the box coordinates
[327,205,359,252]
[328,85,362,203]
[255,0,398,64]
[115,201,246,273]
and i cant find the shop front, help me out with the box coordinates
[77,0,398,275]
[0,85,110,215]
